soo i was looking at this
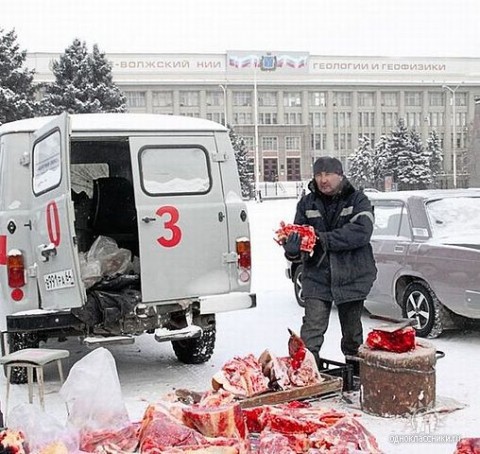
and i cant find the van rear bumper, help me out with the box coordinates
[199,292,256,314]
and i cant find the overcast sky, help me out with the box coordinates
[2,0,480,57]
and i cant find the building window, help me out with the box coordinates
[333,112,351,128]
[358,133,376,145]
[152,91,173,107]
[406,112,421,128]
[333,92,351,107]
[180,112,200,118]
[125,91,146,108]
[358,92,375,107]
[309,112,327,128]
[405,91,422,107]
[233,91,252,106]
[258,91,277,106]
[429,92,444,106]
[456,111,467,127]
[456,92,468,106]
[286,158,301,181]
[258,112,278,124]
[285,136,301,150]
[179,91,199,107]
[382,112,399,127]
[206,112,225,124]
[206,91,224,106]
[310,91,327,107]
[358,112,375,127]
[382,92,398,107]
[284,112,302,124]
[283,92,302,107]
[429,112,444,127]
[233,112,252,124]
[334,133,352,150]
[311,133,327,151]
[243,136,254,150]
[262,136,278,151]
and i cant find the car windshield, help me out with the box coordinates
[427,196,480,238]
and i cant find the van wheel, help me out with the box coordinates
[401,282,444,338]
[6,332,40,384]
[293,265,305,307]
[172,317,216,364]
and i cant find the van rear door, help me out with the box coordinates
[30,113,85,309]
[129,136,230,303]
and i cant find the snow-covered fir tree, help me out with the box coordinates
[397,129,432,189]
[348,136,374,189]
[386,119,410,186]
[425,129,444,186]
[228,124,254,198]
[0,28,39,125]
[373,134,393,188]
[40,39,126,114]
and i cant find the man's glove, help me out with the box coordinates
[283,232,301,256]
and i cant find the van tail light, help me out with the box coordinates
[236,238,251,283]
[7,250,26,288]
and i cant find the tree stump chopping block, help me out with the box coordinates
[359,339,437,417]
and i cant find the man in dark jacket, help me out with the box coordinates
[283,157,377,374]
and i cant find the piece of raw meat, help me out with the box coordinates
[212,354,269,398]
[258,349,291,391]
[258,432,296,454]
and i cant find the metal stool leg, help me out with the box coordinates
[36,366,45,410]
[56,359,64,383]
[27,366,34,404]
[5,366,11,421]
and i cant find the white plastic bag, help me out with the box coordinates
[8,404,79,453]
[60,347,130,432]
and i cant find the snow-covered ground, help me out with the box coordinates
[3,198,480,453]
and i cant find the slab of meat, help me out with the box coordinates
[258,433,296,454]
[258,349,291,391]
[274,222,317,253]
[80,423,139,452]
[310,417,383,453]
[182,402,248,439]
[138,405,207,453]
[212,354,269,398]
[286,330,322,387]
[454,438,480,454]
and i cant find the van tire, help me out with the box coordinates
[172,318,216,364]
[6,332,40,384]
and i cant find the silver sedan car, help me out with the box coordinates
[288,189,480,338]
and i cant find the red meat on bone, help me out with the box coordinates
[182,402,248,439]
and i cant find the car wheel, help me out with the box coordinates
[402,282,443,338]
[293,265,305,307]
[172,316,216,364]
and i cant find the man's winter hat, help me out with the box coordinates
[313,157,343,176]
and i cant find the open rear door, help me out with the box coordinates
[129,136,230,303]
[30,113,85,310]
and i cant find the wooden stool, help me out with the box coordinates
[0,348,70,413]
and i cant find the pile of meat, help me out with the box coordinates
[366,326,416,353]
[274,222,317,253]
[212,330,323,397]
[133,393,382,453]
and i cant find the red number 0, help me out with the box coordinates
[46,201,61,246]
[156,205,182,248]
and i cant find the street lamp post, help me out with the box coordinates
[218,84,227,126]
[442,83,462,188]
[253,66,261,202]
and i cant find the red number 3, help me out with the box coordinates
[156,205,182,247]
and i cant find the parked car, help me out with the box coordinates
[287,189,480,338]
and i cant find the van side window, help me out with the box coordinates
[140,146,211,195]
[33,130,61,195]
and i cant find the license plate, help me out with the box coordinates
[44,269,75,291]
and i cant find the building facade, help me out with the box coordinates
[27,51,480,186]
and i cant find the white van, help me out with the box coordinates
[0,113,254,381]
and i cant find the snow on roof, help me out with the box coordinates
[0,113,227,135]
